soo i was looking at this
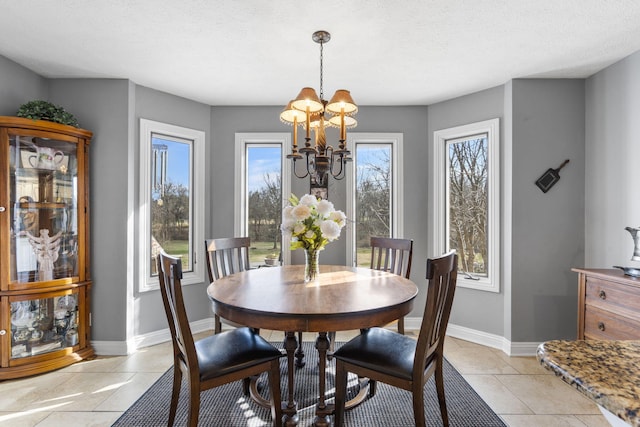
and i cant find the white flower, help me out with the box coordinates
[283,205,295,219]
[320,220,341,241]
[282,193,348,251]
[317,199,334,216]
[281,216,296,230]
[329,210,347,227]
[292,204,311,221]
[299,194,318,207]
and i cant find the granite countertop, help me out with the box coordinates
[537,340,640,427]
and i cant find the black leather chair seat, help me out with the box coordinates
[333,252,458,427]
[196,327,283,381]
[333,327,417,380]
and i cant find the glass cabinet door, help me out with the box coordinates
[10,291,80,360]
[9,132,80,285]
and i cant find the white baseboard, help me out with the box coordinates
[405,317,540,356]
[507,340,541,357]
[93,317,540,357]
[91,340,132,356]
[91,318,215,356]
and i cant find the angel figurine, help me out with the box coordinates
[26,229,62,281]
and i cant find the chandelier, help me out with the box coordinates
[280,30,358,185]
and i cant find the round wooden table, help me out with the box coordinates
[207,264,418,427]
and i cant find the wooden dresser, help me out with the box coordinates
[573,268,640,340]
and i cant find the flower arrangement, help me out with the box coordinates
[281,193,347,251]
[281,193,347,281]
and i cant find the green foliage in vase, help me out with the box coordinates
[16,100,79,128]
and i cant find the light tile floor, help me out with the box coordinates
[0,330,609,427]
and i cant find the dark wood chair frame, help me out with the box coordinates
[333,251,458,427]
[328,236,414,358]
[158,252,283,427]
[205,237,252,334]
[369,236,413,334]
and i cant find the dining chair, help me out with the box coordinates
[369,236,413,334]
[205,237,252,334]
[332,251,458,427]
[328,236,414,358]
[157,252,283,427]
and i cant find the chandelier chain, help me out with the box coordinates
[319,40,324,100]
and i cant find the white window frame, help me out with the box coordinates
[234,133,292,266]
[345,133,404,267]
[432,118,500,292]
[138,118,205,292]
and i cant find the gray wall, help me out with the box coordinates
[49,78,132,341]
[49,81,215,339]
[134,85,213,335]
[585,51,640,269]
[510,79,585,342]
[0,56,48,113]
[49,81,221,339]
[428,86,506,336]
[427,80,586,342]
[210,106,293,237]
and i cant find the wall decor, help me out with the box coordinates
[535,159,569,193]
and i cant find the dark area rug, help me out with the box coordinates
[113,341,506,426]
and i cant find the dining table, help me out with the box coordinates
[207,264,419,427]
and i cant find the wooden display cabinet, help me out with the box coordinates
[0,116,94,379]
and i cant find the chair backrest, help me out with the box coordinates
[157,252,198,372]
[414,251,458,373]
[205,237,251,282]
[369,236,414,278]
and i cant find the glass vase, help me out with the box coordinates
[304,248,320,283]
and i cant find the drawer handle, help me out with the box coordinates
[599,290,606,300]
[598,322,606,331]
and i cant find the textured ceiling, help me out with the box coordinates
[2,0,640,106]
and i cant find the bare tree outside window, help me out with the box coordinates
[355,145,391,265]
[140,119,205,291]
[247,146,282,265]
[448,135,488,277]
[248,172,281,249]
[150,137,192,275]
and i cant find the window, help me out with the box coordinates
[139,119,205,292]
[346,133,403,267]
[234,133,291,266]
[433,118,500,292]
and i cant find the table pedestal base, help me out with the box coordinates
[248,331,372,427]
[295,331,306,368]
[312,332,331,427]
[283,331,300,426]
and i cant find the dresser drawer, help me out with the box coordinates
[584,305,640,340]
[585,276,640,320]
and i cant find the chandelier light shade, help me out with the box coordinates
[280,30,357,183]
[326,89,358,115]
[291,87,324,113]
